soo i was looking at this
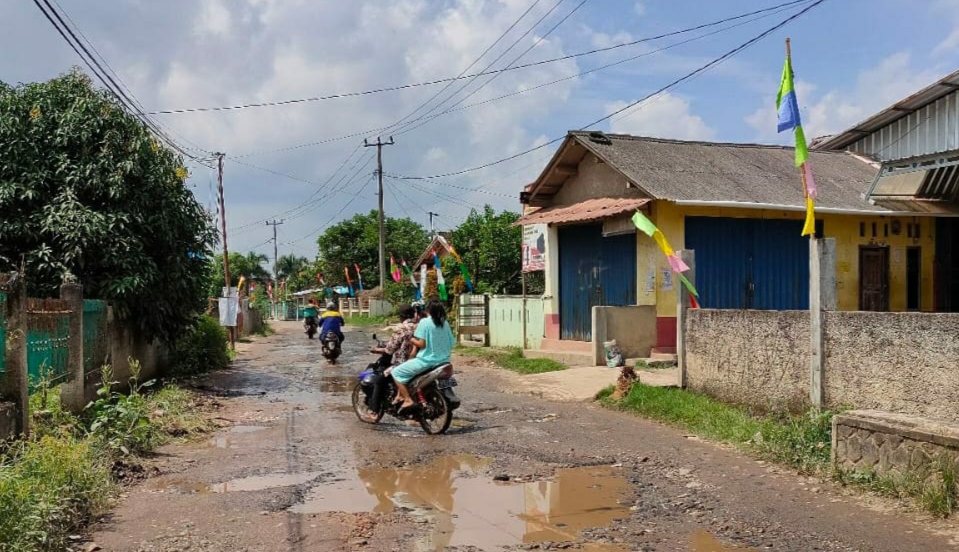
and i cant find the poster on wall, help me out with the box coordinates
[522,224,547,272]
[660,268,674,291]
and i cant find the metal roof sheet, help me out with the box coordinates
[516,197,650,225]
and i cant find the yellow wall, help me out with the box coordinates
[642,201,936,318]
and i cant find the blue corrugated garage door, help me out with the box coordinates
[685,217,815,310]
[558,224,637,341]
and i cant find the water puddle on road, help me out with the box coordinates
[318,374,355,393]
[149,471,323,494]
[689,531,758,551]
[209,425,268,449]
[290,455,630,551]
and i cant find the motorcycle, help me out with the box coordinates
[351,334,460,435]
[321,332,342,364]
[305,317,317,339]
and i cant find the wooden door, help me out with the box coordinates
[859,246,890,311]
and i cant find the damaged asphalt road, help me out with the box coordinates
[92,322,959,551]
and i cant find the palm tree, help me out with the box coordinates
[276,254,309,280]
[243,251,270,281]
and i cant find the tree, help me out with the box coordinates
[450,206,522,294]
[206,251,270,297]
[316,211,429,289]
[0,70,215,342]
[276,254,309,280]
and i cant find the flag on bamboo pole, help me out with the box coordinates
[776,42,817,237]
[447,245,474,293]
[344,267,354,297]
[434,252,448,301]
[402,259,420,300]
[354,263,364,291]
[631,211,700,308]
[390,254,402,283]
[419,263,427,300]
[236,275,246,296]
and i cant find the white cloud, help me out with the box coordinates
[745,52,942,143]
[634,1,646,16]
[607,92,716,141]
[933,0,959,53]
[195,0,232,38]
[590,31,634,49]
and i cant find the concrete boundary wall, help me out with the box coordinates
[488,296,545,350]
[685,308,959,421]
[592,306,656,365]
[834,410,959,477]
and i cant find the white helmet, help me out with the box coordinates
[326,301,335,310]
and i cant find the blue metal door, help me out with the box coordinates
[558,224,636,341]
[685,217,810,310]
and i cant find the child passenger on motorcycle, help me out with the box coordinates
[391,297,454,411]
[363,305,417,421]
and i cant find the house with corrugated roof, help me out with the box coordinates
[517,129,950,364]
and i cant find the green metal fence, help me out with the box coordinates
[83,299,109,375]
[27,298,71,385]
[0,292,7,374]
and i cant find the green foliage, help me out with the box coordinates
[276,254,309,281]
[0,70,216,342]
[0,435,113,552]
[316,210,429,288]
[601,383,834,474]
[383,280,415,310]
[206,251,270,297]
[345,315,391,327]
[83,362,158,456]
[458,346,566,375]
[170,315,230,377]
[839,455,959,517]
[145,385,216,440]
[450,206,522,294]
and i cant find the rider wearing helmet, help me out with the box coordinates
[319,301,345,344]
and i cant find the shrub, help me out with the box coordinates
[83,362,159,456]
[170,314,229,377]
[0,436,112,552]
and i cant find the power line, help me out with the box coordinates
[229,0,809,159]
[396,0,828,182]
[396,0,589,138]
[148,0,810,116]
[32,0,215,167]
[281,176,376,246]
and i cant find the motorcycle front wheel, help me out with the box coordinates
[418,387,452,435]
[352,382,384,424]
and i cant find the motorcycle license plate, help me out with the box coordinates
[436,377,458,389]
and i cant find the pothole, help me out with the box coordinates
[148,471,323,494]
[289,454,631,551]
[209,425,269,448]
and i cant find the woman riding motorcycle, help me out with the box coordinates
[391,296,454,412]
[362,305,417,421]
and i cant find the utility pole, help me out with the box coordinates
[364,136,395,290]
[428,211,439,237]
[265,219,284,321]
[216,152,235,350]
[265,219,284,279]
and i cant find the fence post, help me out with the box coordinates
[1,274,29,436]
[483,295,490,347]
[60,282,85,414]
[809,238,837,409]
[676,250,695,389]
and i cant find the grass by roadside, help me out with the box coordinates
[1,368,218,551]
[345,314,391,327]
[457,346,567,375]
[598,382,958,517]
[597,383,832,475]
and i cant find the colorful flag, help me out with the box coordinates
[419,263,427,300]
[344,267,354,297]
[354,263,364,291]
[236,275,246,296]
[631,210,701,308]
[267,282,273,299]
[403,259,421,300]
[777,46,816,237]
[390,254,401,283]
[448,245,474,293]
[434,252,447,301]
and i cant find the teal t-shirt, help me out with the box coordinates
[303,306,318,318]
[414,317,455,365]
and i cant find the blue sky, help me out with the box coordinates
[1,0,956,260]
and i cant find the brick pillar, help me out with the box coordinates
[60,282,85,414]
[1,274,29,436]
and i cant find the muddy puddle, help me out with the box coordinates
[689,531,757,551]
[149,471,324,494]
[290,455,630,551]
[209,425,268,449]
[318,374,355,393]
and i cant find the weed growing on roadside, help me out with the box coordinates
[457,346,566,374]
[0,435,113,552]
[839,455,959,517]
[83,361,159,456]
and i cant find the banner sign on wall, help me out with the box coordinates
[522,224,546,272]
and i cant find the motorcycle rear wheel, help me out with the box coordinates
[352,382,384,424]
[418,387,452,435]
